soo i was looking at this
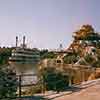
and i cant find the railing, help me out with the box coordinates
[0,67,96,100]
[0,74,41,100]
[0,73,69,99]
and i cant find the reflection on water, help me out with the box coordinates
[9,63,38,85]
[21,75,38,85]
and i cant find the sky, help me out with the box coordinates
[0,0,100,49]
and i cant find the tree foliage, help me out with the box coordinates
[41,67,69,92]
[0,48,12,65]
[67,24,100,67]
[40,49,57,59]
[84,54,94,63]
[73,24,95,40]
[0,67,17,99]
[63,54,79,64]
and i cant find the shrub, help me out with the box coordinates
[41,67,69,92]
[0,68,17,100]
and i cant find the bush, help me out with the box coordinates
[41,67,69,92]
[40,49,57,59]
[63,54,79,64]
[0,68,17,100]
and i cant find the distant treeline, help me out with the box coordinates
[40,49,57,59]
[0,47,56,65]
[0,47,12,65]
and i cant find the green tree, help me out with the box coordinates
[84,54,94,64]
[40,49,56,59]
[41,67,69,93]
[0,48,12,65]
[63,54,79,64]
[0,67,17,100]
[73,24,95,40]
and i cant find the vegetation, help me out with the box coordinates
[40,49,57,59]
[0,47,12,65]
[73,24,95,40]
[0,67,17,99]
[63,53,79,64]
[84,54,95,64]
[40,67,69,92]
[66,24,100,67]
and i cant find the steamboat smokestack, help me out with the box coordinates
[16,36,18,47]
[23,36,25,48]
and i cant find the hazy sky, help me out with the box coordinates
[0,0,100,49]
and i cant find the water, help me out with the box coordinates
[9,62,39,85]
